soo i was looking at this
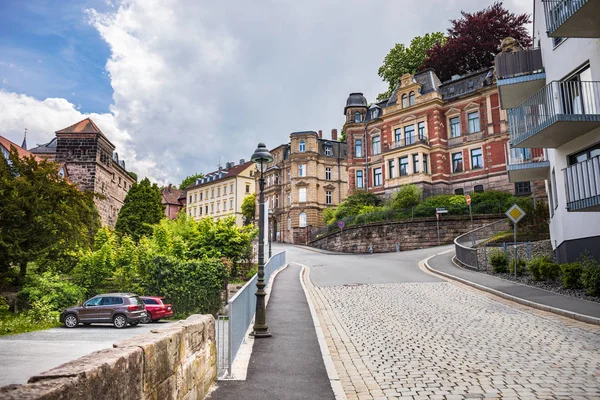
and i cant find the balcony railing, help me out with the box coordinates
[508,80,600,148]
[543,0,599,38]
[506,147,549,182]
[564,156,600,211]
[388,135,428,151]
[508,147,546,165]
[495,48,544,80]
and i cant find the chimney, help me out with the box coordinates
[318,130,323,139]
[331,129,338,141]
[239,159,245,165]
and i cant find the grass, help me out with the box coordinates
[0,312,60,336]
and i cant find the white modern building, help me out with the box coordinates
[496,0,600,263]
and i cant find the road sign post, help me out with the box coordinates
[505,204,526,279]
[435,208,448,246]
[338,220,344,244]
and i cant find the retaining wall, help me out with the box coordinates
[0,314,216,400]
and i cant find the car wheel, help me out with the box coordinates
[140,314,152,324]
[113,314,128,329]
[64,314,78,328]
[129,321,139,326]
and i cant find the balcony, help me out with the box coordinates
[506,146,550,183]
[387,135,428,151]
[564,156,600,211]
[495,48,546,109]
[543,0,600,38]
[508,80,600,148]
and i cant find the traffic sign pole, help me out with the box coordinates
[505,204,526,279]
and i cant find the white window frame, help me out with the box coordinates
[299,140,306,152]
[299,188,307,202]
[467,111,480,134]
[326,191,332,204]
[299,164,306,177]
[372,136,381,155]
[373,167,382,186]
[299,212,307,227]
[325,167,331,180]
[356,170,364,188]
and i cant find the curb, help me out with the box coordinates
[298,264,347,400]
[421,254,600,326]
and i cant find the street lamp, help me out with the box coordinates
[268,209,273,258]
[250,142,273,338]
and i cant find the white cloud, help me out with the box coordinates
[0,0,532,184]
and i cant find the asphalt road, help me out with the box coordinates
[278,243,451,286]
[0,321,173,387]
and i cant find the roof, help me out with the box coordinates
[290,131,318,136]
[185,161,254,190]
[161,185,184,205]
[55,118,114,147]
[386,69,441,107]
[30,137,58,154]
[438,68,495,100]
[0,135,43,161]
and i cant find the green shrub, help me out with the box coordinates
[19,271,86,311]
[560,262,583,289]
[390,184,422,209]
[579,253,600,297]
[510,258,527,276]
[489,249,508,273]
[540,261,561,281]
[527,257,544,281]
[527,256,560,281]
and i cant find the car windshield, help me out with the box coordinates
[129,296,142,305]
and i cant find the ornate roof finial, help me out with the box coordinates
[21,128,28,150]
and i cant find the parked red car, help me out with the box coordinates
[140,296,173,323]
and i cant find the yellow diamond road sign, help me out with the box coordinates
[506,204,526,224]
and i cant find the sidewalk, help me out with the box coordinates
[426,251,600,324]
[211,264,335,400]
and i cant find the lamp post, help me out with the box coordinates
[250,142,273,338]
[268,209,273,258]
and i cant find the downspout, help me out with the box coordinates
[337,140,341,203]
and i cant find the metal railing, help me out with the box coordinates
[564,155,600,211]
[508,147,546,165]
[543,0,587,35]
[455,219,509,270]
[217,250,286,378]
[508,80,600,146]
[388,135,428,150]
[495,48,544,80]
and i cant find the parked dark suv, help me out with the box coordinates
[60,293,147,329]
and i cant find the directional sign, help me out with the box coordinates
[338,220,345,229]
[436,207,448,214]
[505,203,526,224]
[465,195,471,205]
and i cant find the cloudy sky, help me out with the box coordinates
[0,0,531,185]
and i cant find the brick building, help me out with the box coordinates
[344,68,517,198]
[161,185,185,219]
[30,118,135,227]
[260,130,348,244]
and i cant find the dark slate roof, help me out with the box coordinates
[438,68,495,100]
[317,139,347,158]
[290,131,318,136]
[386,69,441,107]
[30,137,58,154]
[344,92,368,114]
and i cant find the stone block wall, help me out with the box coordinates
[477,240,554,272]
[309,215,505,253]
[0,315,217,400]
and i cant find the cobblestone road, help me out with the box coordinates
[307,277,600,400]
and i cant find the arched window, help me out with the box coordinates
[354,112,361,123]
[409,91,415,106]
[454,188,464,195]
[299,140,306,152]
[474,185,484,193]
[401,94,408,108]
[299,212,307,227]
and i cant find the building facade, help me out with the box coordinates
[185,160,255,226]
[344,68,516,199]
[29,118,135,227]
[495,0,600,262]
[260,130,348,244]
[161,185,185,219]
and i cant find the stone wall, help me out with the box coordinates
[309,215,505,253]
[477,240,554,272]
[0,315,216,400]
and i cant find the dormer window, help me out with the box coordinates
[324,145,332,156]
[409,91,415,106]
[354,112,362,123]
[401,94,409,108]
[299,140,306,152]
[371,108,379,119]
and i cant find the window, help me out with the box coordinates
[452,152,463,173]
[200,192,203,201]
[356,170,364,188]
[288,217,291,230]
[373,167,382,186]
[515,182,531,196]
[299,164,306,177]
[194,207,197,216]
[205,205,208,214]
[230,184,234,193]
[474,185,484,193]
[467,111,480,133]
[211,204,214,214]
[230,199,234,209]
[287,192,291,206]
[223,186,227,195]
[217,203,221,212]
[371,108,379,119]
[569,143,600,165]
[470,148,483,169]
[551,169,558,210]
[206,190,209,199]
[409,91,415,106]
[413,155,419,174]
[423,154,428,174]
[418,122,425,140]
[454,188,464,195]
[394,128,402,143]
[142,298,159,305]
[325,167,331,180]
[326,191,332,204]
[101,297,123,306]
[399,157,409,176]
[223,201,227,211]
[299,212,307,227]
[355,139,363,157]
[299,188,307,202]
[275,195,280,208]
[246,184,250,193]
[199,206,203,215]
[84,297,102,307]
[211,189,215,198]
[372,136,381,155]
[354,112,361,123]
[404,125,415,145]
[299,140,306,152]
[401,93,408,108]
[388,159,395,179]
[324,145,332,156]
[217,187,221,197]
[270,196,274,209]
[450,116,461,138]
[553,37,566,47]
[189,195,193,203]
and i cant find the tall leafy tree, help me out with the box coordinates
[179,173,203,190]
[115,177,164,241]
[0,149,100,278]
[422,2,531,82]
[377,32,446,100]
[241,193,256,226]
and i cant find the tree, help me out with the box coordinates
[115,177,164,241]
[339,128,346,142]
[241,193,256,226]
[180,173,203,190]
[334,191,383,220]
[377,32,446,100]
[421,2,531,82]
[0,149,100,279]
[390,184,422,210]
[127,171,138,182]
